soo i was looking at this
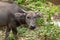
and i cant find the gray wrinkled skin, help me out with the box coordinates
[0,1,26,26]
[0,1,25,40]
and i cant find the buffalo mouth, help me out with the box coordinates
[29,26,36,29]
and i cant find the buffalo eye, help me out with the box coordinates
[27,17,31,19]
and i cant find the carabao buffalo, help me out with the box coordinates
[0,1,43,40]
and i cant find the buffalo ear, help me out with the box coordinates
[15,13,26,17]
[15,13,23,17]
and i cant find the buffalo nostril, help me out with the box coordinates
[30,26,36,29]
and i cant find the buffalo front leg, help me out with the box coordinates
[11,21,18,40]
[12,27,18,40]
[4,26,11,40]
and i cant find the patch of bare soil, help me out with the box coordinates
[0,31,5,40]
